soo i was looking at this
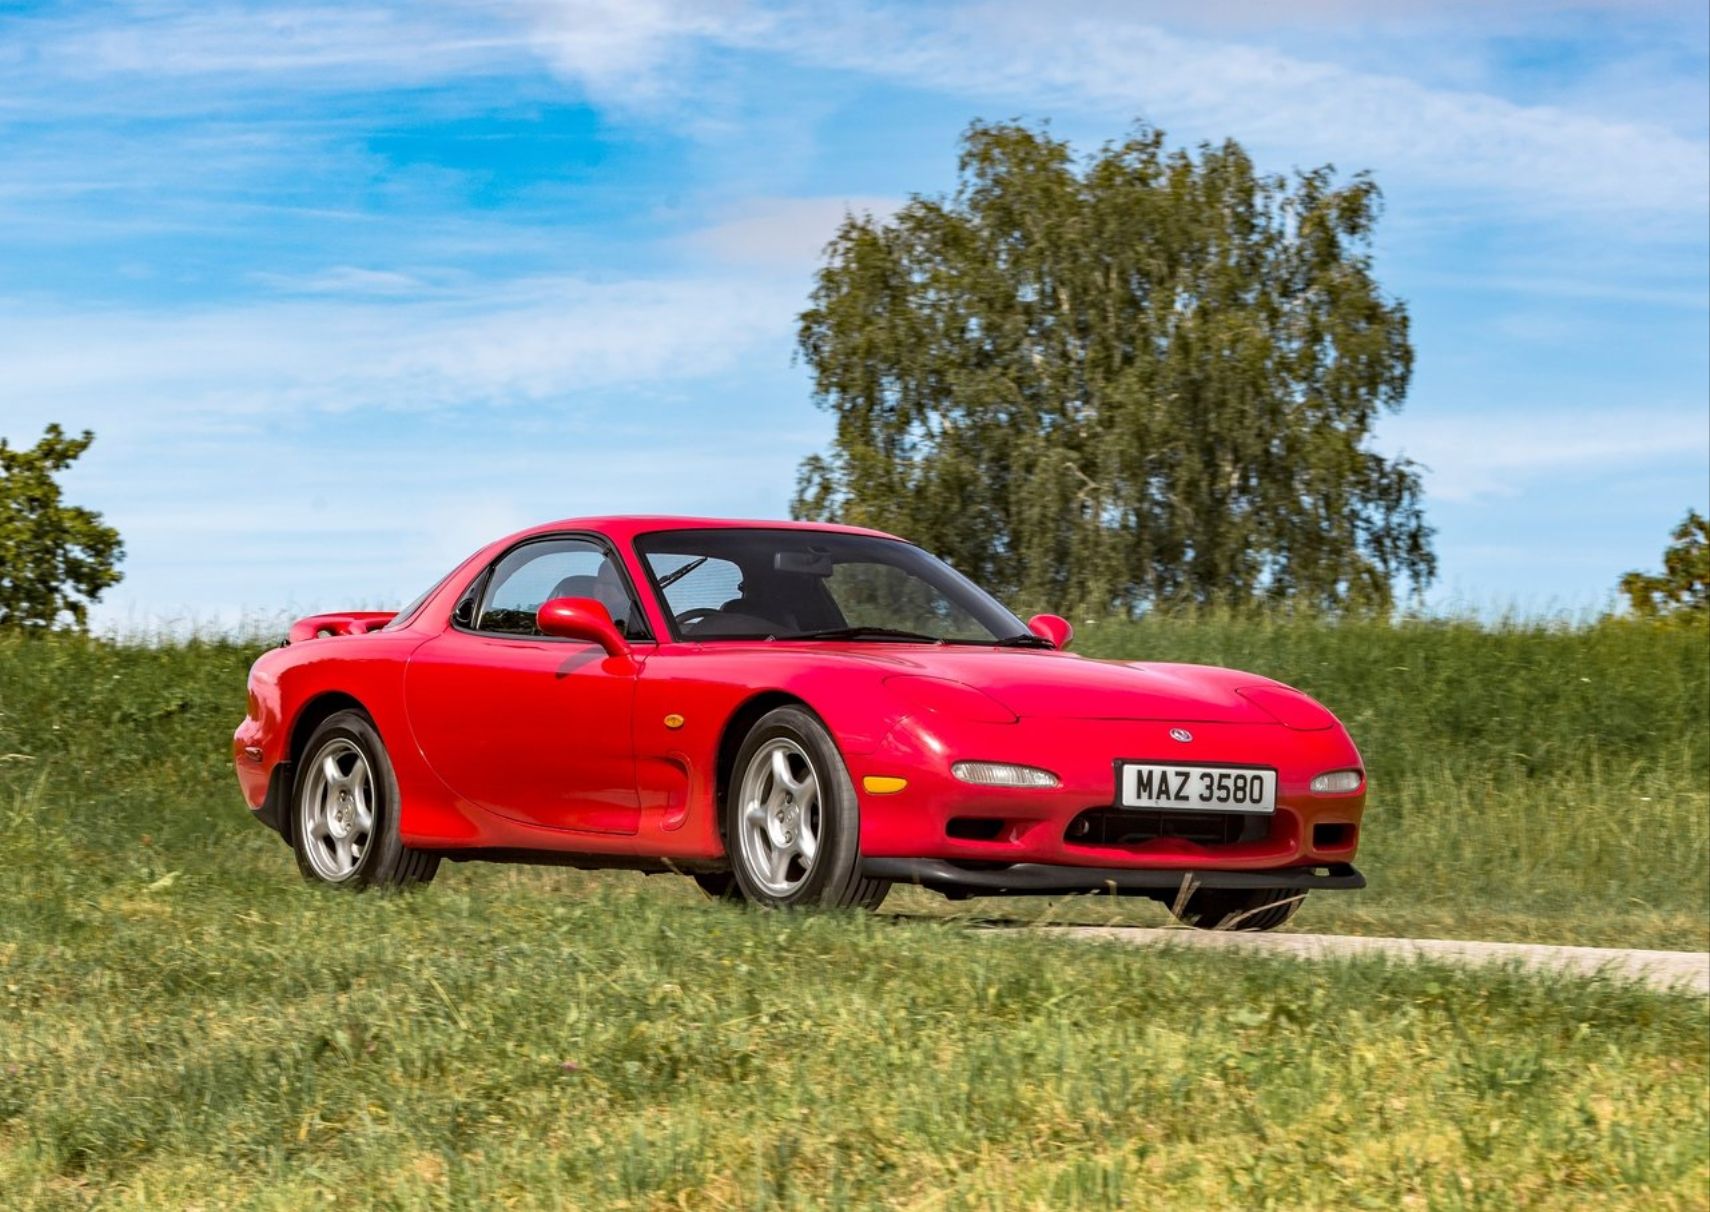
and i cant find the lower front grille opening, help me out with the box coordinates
[1066,807,1269,848]
[1313,822,1357,850]
[946,816,1007,842]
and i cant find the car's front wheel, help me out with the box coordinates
[291,710,438,890]
[723,706,889,910]
[1168,886,1304,932]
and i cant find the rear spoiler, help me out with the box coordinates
[286,612,397,644]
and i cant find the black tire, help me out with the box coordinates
[1168,886,1305,932]
[290,710,439,890]
[722,705,890,911]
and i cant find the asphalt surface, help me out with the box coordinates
[1042,926,1710,994]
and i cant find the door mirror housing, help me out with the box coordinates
[537,597,630,657]
[1026,613,1073,650]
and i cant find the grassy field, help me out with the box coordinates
[0,619,1706,1208]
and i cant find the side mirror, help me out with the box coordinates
[1026,613,1073,650]
[537,597,629,657]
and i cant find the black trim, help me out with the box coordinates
[450,530,655,643]
[431,849,724,874]
[253,760,294,842]
[861,858,1365,898]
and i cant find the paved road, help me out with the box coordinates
[1040,926,1710,994]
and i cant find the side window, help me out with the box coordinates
[474,538,644,638]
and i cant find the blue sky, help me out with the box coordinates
[1,0,1705,628]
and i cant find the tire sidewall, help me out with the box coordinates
[1173,887,1306,932]
[291,711,407,889]
[724,706,863,908]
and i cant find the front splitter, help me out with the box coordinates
[862,858,1365,898]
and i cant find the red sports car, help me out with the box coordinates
[234,516,1366,930]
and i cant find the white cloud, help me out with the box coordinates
[757,2,1707,222]
[251,266,432,295]
[505,0,767,109]
[687,195,900,267]
[0,273,795,428]
[42,4,520,85]
[1382,406,1710,503]
[12,2,1705,225]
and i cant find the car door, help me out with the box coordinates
[403,534,648,835]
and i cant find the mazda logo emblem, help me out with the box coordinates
[1169,728,1193,743]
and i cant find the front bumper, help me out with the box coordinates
[852,715,1368,872]
[862,858,1365,898]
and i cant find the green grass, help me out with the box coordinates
[0,621,1706,1208]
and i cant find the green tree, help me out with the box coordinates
[0,425,124,631]
[794,120,1434,615]
[1620,510,1708,621]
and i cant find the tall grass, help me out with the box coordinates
[0,620,1706,1207]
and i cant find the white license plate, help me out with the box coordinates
[1116,763,1276,813]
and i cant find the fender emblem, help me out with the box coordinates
[1169,728,1193,743]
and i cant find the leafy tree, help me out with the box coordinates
[794,120,1434,614]
[1620,510,1708,621]
[0,425,124,631]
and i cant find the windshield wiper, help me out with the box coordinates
[657,555,709,589]
[994,633,1054,649]
[782,626,944,644]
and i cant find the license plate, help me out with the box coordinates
[1116,763,1276,813]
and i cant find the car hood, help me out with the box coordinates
[761,643,1281,724]
[935,652,1273,722]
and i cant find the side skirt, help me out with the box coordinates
[431,848,728,875]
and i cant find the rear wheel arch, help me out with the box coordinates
[280,692,372,840]
[290,707,438,890]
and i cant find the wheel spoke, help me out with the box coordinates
[322,753,345,788]
[766,844,790,885]
[333,833,353,871]
[771,748,796,794]
[744,801,769,829]
[796,823,818,863]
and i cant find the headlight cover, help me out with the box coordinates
[1237,684,1337,731]
[952,761,1061,788]
[886,675,1018,724]
[1310,768,1364,795]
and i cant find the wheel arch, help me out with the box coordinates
[275,691,373,842]
[289,690,374,760]
[712,690,816,844]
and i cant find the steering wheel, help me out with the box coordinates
[673,607,724,629]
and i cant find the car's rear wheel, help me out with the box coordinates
[1168,886,1305,932]
[291,710,438,890]
[722,706,889,911]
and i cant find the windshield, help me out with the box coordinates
[635,528,1030,643]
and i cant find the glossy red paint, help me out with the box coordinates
[536,596,630,657]
[234,516,1367,890]
[1025,612,1073,650]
